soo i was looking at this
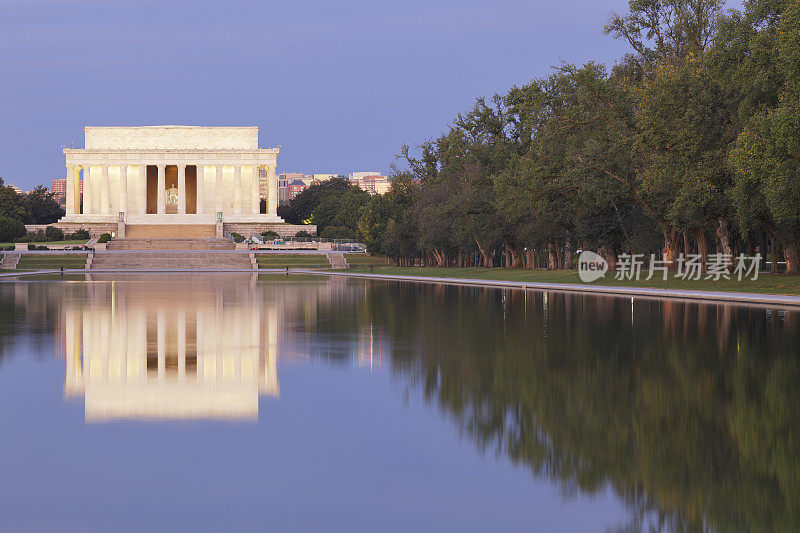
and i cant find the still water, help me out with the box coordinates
[0,274,797,532]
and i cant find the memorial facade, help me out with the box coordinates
[59,125,292,236]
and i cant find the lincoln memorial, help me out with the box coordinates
[57,125,309,238]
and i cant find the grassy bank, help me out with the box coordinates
[345,265,800,296]
[0,240,89,248]
[255,254,331,269]
[9,254,89,271]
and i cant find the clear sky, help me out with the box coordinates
[0,0,736,189]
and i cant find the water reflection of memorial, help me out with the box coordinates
[63,275,279,422]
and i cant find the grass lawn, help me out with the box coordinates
[345,265,800,296]
[11,254,89,271]
[344,253,388,267]
[0,240,89,249]
[256,254,331,269]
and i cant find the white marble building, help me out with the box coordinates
[60,126,282,227]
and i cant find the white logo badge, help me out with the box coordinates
[578,251,608,282]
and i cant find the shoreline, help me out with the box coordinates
[3,267,800,308]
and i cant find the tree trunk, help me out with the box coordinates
[694,229,708,273]
[597,245,616,272]
[547,242,558,270]
[475,236,492,268]
[563,241,573,270]
[683,231,691,257]
[715,218,733,259]
[772,238,782,274]
[662,228,679,268]
[555,238,563,269]
[785,242,800,275]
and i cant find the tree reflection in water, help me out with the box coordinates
[1,278,798,531]
[312,282,800,532]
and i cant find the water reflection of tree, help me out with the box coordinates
[332,282,800,532]
[0,283,67,364]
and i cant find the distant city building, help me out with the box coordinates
[8,183,23,195]
[349,172,391,196]
[52,177,83,207]
[275,170,390,202]
[277,172,306,204]
[287,179,309,201]
[348,171,382,181]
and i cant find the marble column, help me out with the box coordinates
[65,164,76,214]
[83,166,92,214]
[214,165,224,213]
[138,165,147,215]
[157,164,166,214]
[118,164,128,215]
[267,164,277,215]
[101,165,110,214]
[196,165,205,215]
[177,164,186,215]
[233,165,242,214]
[252,165,260,214]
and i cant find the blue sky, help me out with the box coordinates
[0,0,739,189]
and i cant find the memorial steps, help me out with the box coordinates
[107,238,234,251]
[124,224,217,239]
[90,251,252,271]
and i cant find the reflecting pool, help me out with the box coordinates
[0,274,797,532]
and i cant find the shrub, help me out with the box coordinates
[230,232,245,243]
[67,228,90,240]
[0,217,27,242]
[97,233,112,243]
[45,226,64,241]
[29,229,48,242]
[260,230,280,240]
[295,230,314,240]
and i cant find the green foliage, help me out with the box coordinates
[295,230,314,239]
[353,0,800,271]
[260,230,279,240]
[278,178,369,236]
[320,225,354,239]
[229,232,245,243]
[67,228,90,240]
[44,226,64,241]
[23,186,64,224]
[0,216,26,242]
[97,233,112,243]
[0,180,26,221]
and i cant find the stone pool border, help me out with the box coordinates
[306,270,800,308]
[4,268,800,308]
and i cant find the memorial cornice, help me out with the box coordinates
[64,148,279,166]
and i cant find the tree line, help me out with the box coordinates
[351,0,800,273]
[0,179,65,242]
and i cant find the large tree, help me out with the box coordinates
[23,185,65,224]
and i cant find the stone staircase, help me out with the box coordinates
[326,252,348,269]
[90,251,253,271]
[0,253,20,270]
[125,224,217,239]
[108,238,234,250]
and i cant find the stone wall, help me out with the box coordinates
[223,223,316,238]
[54,222,118,237]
